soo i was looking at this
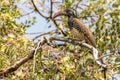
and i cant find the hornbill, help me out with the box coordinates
[53,8,96,48]
[52,8,107,79]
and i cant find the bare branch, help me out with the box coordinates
[20,10,34,17]
[50,0,53,18]
[51,19,67,36]
[26,32,43,34]
[75,1,80,9]
[31,0,49,19]
[32,29,57,41]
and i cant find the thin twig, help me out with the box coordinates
[32,29,57,41]
[51,19,67,36]
[26,32,43,34]
[20,10,34,17]
[50,0,53,18]
[97,53,114,60]
[33,41,41,74]
[75,1,80,9]
[31,0,49,19]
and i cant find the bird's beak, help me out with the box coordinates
[52,10,66,19]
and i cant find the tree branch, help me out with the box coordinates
[31,0,49,19]
[32,29,57,41]
[50,37,107,68]
[0,38,47,77]
[0,36,107,78]
[50,0,53,18]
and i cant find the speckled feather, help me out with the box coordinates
[68,17,96,48]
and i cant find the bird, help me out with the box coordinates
[53,8,96,48]
[52,8,107,79]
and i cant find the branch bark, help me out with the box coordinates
[50,37,107,68]
[0,36,107,78]
[0,38,47,77]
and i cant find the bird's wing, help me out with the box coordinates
[72,18,96,47]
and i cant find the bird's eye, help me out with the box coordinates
[65,8,77,17]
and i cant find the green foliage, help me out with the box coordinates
[0,0,34,79]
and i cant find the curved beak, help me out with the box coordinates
[52,10,66,19]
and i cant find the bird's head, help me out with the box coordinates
[53,8,77,19]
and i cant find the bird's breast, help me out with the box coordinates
[70,27,85,41]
